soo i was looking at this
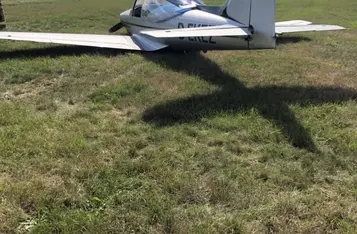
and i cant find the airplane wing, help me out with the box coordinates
[276,24,345,34]
[0,32,168,51]
[140,25,251,38]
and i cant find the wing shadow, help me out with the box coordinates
[0,45,129,59]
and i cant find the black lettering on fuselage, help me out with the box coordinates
[177,22,217,44]
[178,23,185,40]
[209,36,216,44]
[187,23,195,41]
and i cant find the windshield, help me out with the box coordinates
[136,0,202,22]
[167,0,203,6]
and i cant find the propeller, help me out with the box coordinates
[108,22,124,33]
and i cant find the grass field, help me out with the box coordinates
[1,0,357,233]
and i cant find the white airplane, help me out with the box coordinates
[0,0,345,52]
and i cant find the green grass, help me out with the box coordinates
[1,0,357,233]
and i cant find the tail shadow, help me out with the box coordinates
[276,35,312,45]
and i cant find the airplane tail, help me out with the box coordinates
[223,0,276,49]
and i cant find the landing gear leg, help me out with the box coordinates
[183,50,203,55]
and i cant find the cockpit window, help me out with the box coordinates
[141,0,178,21]
[167,0,203,6]
[136,0,201,22]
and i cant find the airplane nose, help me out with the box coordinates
[120,10,131,23]
[109,10,131,33]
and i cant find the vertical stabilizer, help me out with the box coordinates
[225,0,276,49]
[225,0,252,26]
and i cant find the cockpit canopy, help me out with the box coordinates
[166,0,204,6]
[133,0,204,22]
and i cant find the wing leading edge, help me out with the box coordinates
[0,32,168,51]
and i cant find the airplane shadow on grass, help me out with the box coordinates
[0,36,356,152]
[142,37,356,152]
[142,52,357,152]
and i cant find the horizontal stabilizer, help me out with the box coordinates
[275,20,312,26]
[0,32,168,51]
[140,25,251,38]
[276,25,345,34]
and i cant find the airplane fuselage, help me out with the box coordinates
[119,8,252,50]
